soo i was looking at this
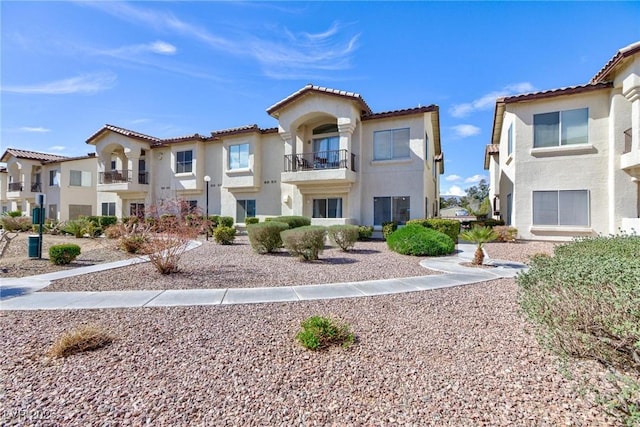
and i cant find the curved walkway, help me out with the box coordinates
[0,242,527,311]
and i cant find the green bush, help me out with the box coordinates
[49,244,81,265]
[463,219,505,229]
[327,224,359,252]
[120,235,149,254]
[0,215,32,232]
[382,221,397,240]
[281,225,326,260]
[245,217,259,225]
[208,215,220,228]
[268,216,311,229]
[213,226,236,245]
[387,224,455,256]
[7,210,22,218]
[493,225,518,242]
[247,222,289,254]
[406,218,461,243]
[218,216,234,228]
[358,225,374,241]
[62,218,89,238]
[518,234,640,423]
[100,216,118,228]
[296,316,354,350]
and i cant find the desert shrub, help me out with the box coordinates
[281,225,326,261]
[104,224,125,239]
[387,224,455,256]
[44,219,63,235]
[219,216,234,228]
[518,234,640,422]
[407,218,461,243]
[296,316,354,350]
[62,218,90,238]
[48,325,114,358]
[7,210,22,218]
[49,244,81,265]
[358,225,374,241]
[208,215,220,228]
[464,218,505,229]
[100,216,118,228]
[493,225,518,242]
[245,217,259,225]
[120,234,149,254]
[247,222,289,254]
[459,226,498,265]
[0,215,32,232]
[213,226,236,245]
[327,224,359,252]
[382,221,397,240]
[269,216,310,229]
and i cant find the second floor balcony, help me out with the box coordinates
[8,182,23,192]
[98,169,149,193]
[621,128,640,179]
[282,149,357,186]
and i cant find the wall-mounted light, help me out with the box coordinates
[282,195,290,204]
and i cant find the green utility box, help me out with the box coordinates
[28,235,41,258]
[32,207,45,225]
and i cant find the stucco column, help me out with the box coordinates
[124,148,139,183]
[623,74,640,152]
[337,118,355,152]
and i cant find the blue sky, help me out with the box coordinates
[2,1,639,196]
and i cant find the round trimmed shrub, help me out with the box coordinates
[219,216,234,228]
[327,224,359,252]
[387,224,455,256]
[358,225,374,241]
[247,222,289,253]
[245,217,259,225]
[268,216,310,229]
[213,226,236,245]
[49,244,81,265]
[281,225,326,260]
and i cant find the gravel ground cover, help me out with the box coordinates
[1,278,616,426]
[41,235,442,292]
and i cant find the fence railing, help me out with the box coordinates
[284,150,356,173]
[100,170,149,185]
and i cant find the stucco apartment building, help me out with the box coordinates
[0,149,98,221]
[2,85,444,228]
[485,41,640,241]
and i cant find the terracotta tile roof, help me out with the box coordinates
[157,133,210,145]
[211,124,261,137]
[499,81,613,104]
[484,144,500,169]
[591,40,640,84]
[266,84,372,117]
[86,124,161,144]
[1,148,69,163]
[44,153,97,164]
[361,105,438,121]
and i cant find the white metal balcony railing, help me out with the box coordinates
[8,182,23,192]
[284,150,356,173]
[99,170,149,185]
[623,128,632,154]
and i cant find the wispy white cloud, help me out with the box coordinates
[49,145,66,152]
[2,72,116,95]
[443,185,466,197]
[450,82,535,118]
[83,2,360,79]
[445,174,462,182]
[102,41,177,57]
[451,124,480,138]
[19,126,51,133]
[464,174,486,184]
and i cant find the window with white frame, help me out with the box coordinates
[176,150,193,173]
[49,170,59,186]
[229,143,249,170]
[532,190,589,226]
[313,198,342,218]
[69,170,91,187]
[101,202,116,216]
[373,128,410,160]
[533,108,588,148]
[507,124,513,156]
[236,199,256,221]
[373,196,410,225]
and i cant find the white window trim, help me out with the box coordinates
[228,143,251,171]
[530,143,596,157]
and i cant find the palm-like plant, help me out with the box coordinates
[459,226,498,265]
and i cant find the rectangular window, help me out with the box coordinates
[130,203,145,218]
[507,124,513,156]
[532,190,589,226]
[229,144,249,170]
[68,204,92,220]
[101,202,116,216]
[313,198,343,218]
[534,108,588,148]
[49,170,59,186]
[236,199,256,221]
[69,170,91,187]
[373,128,410,160]
[373,196,410,225]
[110,160,117,170]
[48,204,57,221]
[176,150,193,173]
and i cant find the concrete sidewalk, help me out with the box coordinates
[0,243,526,311]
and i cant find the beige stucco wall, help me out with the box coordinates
[57,157,98,221]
